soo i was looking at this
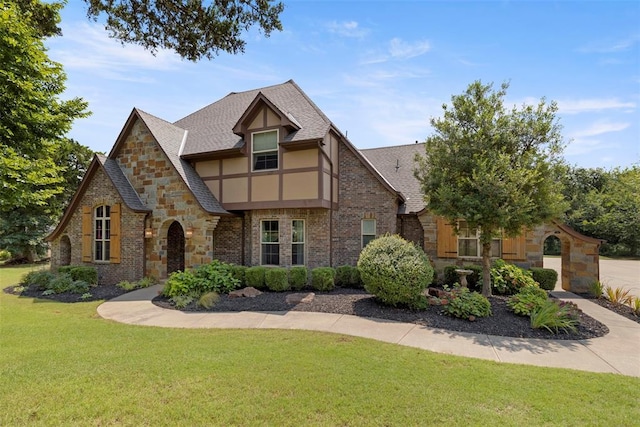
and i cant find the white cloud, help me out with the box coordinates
[326,20,369,38]
[388,38,431,59]
[579,34,640,53]
[557,98,636,114]
[48,22,183,81]
[571,120,630,138]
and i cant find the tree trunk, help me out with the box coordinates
[481,242,492,297]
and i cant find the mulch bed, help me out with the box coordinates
[574,292,640,325]
[8,283,638,340]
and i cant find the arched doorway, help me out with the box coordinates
[59,235,71,266]
[167,221,185,275]
[542,234,564,291]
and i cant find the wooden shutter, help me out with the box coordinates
[82,206,92,262]
[110,203,121,264]
[502,232,526,260]
[436,216,458,258]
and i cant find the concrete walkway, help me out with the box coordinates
[97,285,640,378]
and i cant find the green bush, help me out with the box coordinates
[20,270,55,290]
[170,295,194,309]
[444,287,492,320]
[507,286,548,316]
[116,280,137,291]
[288,266,308,290]
[49,274,74,294]
[230,265,248,287]
[358,234,434,307]
[162,260,239,298]
[69,280,91,294]
[443,265,483,291]
[57,266,98,285]
[265,268,289,292]
[245,266,267,289]
[137,276,157,288]
[530,300,579,334]
[0,249,11,261]
[335,265,362,288]
[490,259,537,295]
[529,267,557,291]
[197,292,220,309]
[311,267,336,292]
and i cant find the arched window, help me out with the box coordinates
[94,205,111,261]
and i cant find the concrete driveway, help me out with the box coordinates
[544,256,640,298]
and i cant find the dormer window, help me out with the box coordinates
[252,130,278,171]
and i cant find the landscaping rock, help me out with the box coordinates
[286,292,315,304]
[228,287,262,298]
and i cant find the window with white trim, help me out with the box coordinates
[94,205,111,261]
[457,221,501,257]
[252,130,278,171]
[261,220,279,265]
[362,219,376,248]
[292,220,305,265]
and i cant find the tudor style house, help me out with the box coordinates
[48,80,601,292]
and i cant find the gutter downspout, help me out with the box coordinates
[319,140,334,267]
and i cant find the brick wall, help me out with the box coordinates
[213,216,244,265]
[49,167,146,284]
[332,143,399,266]
[398,215,424,249]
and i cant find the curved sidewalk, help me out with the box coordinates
[97,285,640,377]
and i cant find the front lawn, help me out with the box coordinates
[1,280,638,425]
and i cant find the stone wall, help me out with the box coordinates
[332,143,399,267]
[49,167,146,284]
[116,118,220,279]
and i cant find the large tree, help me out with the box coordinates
[0,1,90,260]
[415,81,567,296]
[84,0,285,61]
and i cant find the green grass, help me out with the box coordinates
[0,263,47,288]
[1,266,639,425]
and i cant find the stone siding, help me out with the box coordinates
[332,143,398,266]
[49,167,146,284]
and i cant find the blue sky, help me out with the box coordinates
[48,1,639,169]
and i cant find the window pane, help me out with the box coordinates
[253,131,277,152]
[105,241,110,260]
[458,239,478,257]
[292,243,304,265]
[262,221,279,243]
[95,242,102,261]
[105,205,110,217]
[292,220,304,243]
[362,219,375,235]
[96,206,103,218]
[105,219,111,239]
[261,244,279,265]
[491,239,501,257]
[253,152,278,170]
[362,234,376,248]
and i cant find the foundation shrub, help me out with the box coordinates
[288,266,308,290]
[529,267,557,291]
[507,286,548,316]
[162,260,238,298]
[335,265,362,288]
[265,268,289,292]
[245,266,267,289]
[230,265,248,287]
[530,300,579,334]
[311,267,335,292]
[20,270,55,290]
[69,280,91,294]
[490,259,537,295]
[57,266,98,285]
[444,287,492,320]
[443,265,483,291]
[358,234,434,307]
[48,274,74,294]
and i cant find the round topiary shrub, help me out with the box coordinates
[529,267,558,291]
[357,234,434,306]
[265,267,289,292]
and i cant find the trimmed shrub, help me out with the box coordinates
[20,270,55,290]
[69,280,91,294]
[162,260,239,298]
[245,266,267,289]
[443,265,483,291]
[444,287,492,320]
[265,268,289,292]
[58,266,98,285]
[311,267,336,292]
[507,286,548,316]
[358,234,434,307]
[230,265,248,287]
[530,267,557,291]
[288,266,308,290]
[490,259,537,295]
[49,274,74,294]
[335,265,362,288]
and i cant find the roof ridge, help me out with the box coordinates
[360,142,426,152]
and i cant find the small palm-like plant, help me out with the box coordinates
[631,297,640,316]
[588,281,603,298]
[604,286,633,305]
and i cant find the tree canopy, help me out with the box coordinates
[415,81,567,296]
[0,1,91,260]
[84,0,285,61]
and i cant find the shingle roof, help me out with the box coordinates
[96,154,150,212]
[135,109,229,215]
[360,143,427,214]
[175,80,332,157]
